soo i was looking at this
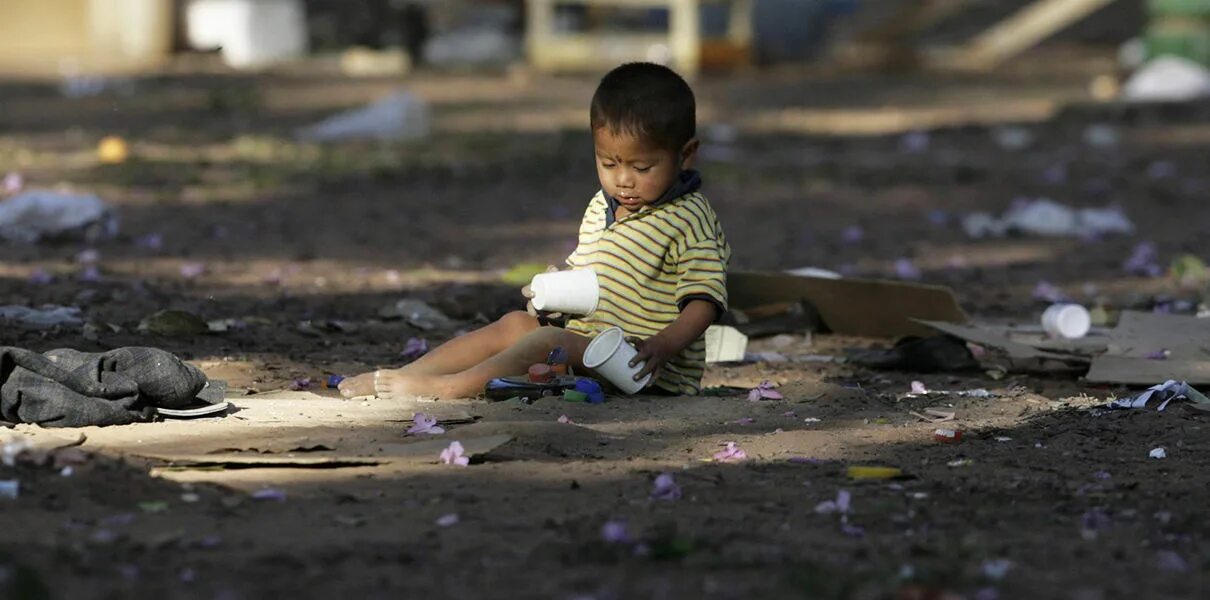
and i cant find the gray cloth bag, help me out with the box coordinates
[0,346,209,427]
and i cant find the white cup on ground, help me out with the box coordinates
[530,268,599,315]
[1042,303,1091,339]
[582,327,652,394]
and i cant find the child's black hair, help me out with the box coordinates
[590,62,696,152]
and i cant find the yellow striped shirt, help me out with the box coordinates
[565,189,730,394]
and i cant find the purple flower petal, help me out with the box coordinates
[732,417,756,425]
[894,259,922,281]
[251,488,286,502]
[401,337,429,361]
[712,442,747,462]
[601,520,630,544]
[1144,349,1170,360]
[407,412,445,435]
[557,414,574,424]
[440,441,469,466]
[909,381,928,395]
[289,378,311,391]
[841,225,864,244]
[28,268,53,285]
[435,513,459,527]
[180,262,206,279]
[651,472,682,501]
[135,233,163,250]
[77,265,102,283]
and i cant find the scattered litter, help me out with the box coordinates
[712,442,748,462]
[1121,56,1210,103]
[814,489,851,515]
[982,559,1012,580]
[407,413,445,435]
[933,428,963,444]
[910,381,928,395]
[1149,447,1167,459]
[748,381,783,402]
[0,305,84,329]
[557,414,574,424]
[251,488,287,502]
[1124,242,1163,277]
[0,190,117,243]
[139,501,169,513]
[962,198,1133,239]
[138,310,210,337]
[1144,349,1171,360]
[705,325,748,363]
[947,459,972,467]
[1042,303,1091,339]
[1170,255,1208,289]
[847,466,902,480]
[995,436,1013,442]
[401,337,429,361]
[910,408,955,423]
[906,383,992,399]
[297,90,430,142]
[379,299,454,331]
[650,473,681,501]
[784,266,842,279]
[0,480,18,500]
[803,417,822,423]
[1108,380,1210,411]
[440,441,470,466]
[435,513,460,528]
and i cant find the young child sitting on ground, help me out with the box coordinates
[339,62,730,400]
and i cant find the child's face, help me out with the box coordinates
[593,127,697,213]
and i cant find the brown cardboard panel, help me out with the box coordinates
[1106,311,1210,359]
[916,319,1090,363]
[1085,356,1210,386]
[727,272,969,338]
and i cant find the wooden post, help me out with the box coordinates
[669,0,702,75]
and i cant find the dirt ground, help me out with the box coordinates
[3,52,1210,599]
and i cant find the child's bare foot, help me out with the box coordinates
[338,372,377,398]
[373,368,434,400]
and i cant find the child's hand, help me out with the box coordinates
[628,335,676,384]
[523,265,562,317]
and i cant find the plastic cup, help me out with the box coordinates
[530,269,599,315]
[1041,303,1091,339]
[582,327,651,395]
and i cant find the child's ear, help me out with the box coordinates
[679,138,700,170]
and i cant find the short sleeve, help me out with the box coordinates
[675,238,728,318]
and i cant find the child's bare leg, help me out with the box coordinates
[374,327,591,400]
[339,311,539,397]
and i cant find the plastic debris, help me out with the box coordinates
[0,480,19,500]
[1121,56,1210,103]
[251,488,287,502]
[435,513,460,528]
[712,442,747,462]
[814,489,851,515]
[0,305,84,329]
[0,190,117,243]
[440,441,469,467]
[1108,380,1210,411]
[962,198,1134,239]
[1149,447,1167,459]
[934,428,963,444]
[407,413,445,435]
[847,466,902,480]
[748,381,783,402]
[297,90,429,142]
[650,473,682,501]
[379,299,454,331]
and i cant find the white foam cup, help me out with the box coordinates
[1041,303,1091,339]
[582,327,652,394]
[530,269,599,315]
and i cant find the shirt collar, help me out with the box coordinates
[602,169,702,226]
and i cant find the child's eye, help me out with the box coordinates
[601,162,616,169]
[635,166,652,173]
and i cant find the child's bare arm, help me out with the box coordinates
[628,299,717,382]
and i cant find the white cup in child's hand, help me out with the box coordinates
[583,326,652,394]
[529,268,599,316]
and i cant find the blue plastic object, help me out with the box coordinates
[574,378,606,404]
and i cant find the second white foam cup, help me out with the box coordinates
[530,269,599,315]
[582,327,652,394]
[1041,303,1091,339]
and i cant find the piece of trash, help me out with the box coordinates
[847,466,902,480]
[732,417,755,425]
[982,559,1013,580]
[326,375,345,388]
[995,436,1013,442]
[207,318,247,333]
[97,136,129,164]
[1149,447,1167,459]
[1108,380,1210,411]
[0,480,18,500]
[297,90,430,142]
[961,198,1133,239]
[909,381,928,395]
[179,262,206,279]
[407,413,445,435]
[1124,242,1163,277]
[1042,303,1091,339]
[138,501,169,514]
[947,459,973,467]
[1121,56,1210,103]
[784,266,842,279]
[802,417,821,423]
[1144,349,1171,360]
[748,381,783,402]
[251,488,286,502]
[435,513,460,528]
[440,441,470,466]
[401,337,429,361]
[379,299,454,331]
[910,408,955,423]
[933,428,963,444]
[814,489,851,515]
[705,324,748,363]
[1156,550,1190,573]
[651,473,682,501]
[712,442,748,462]
[0,190,117,243]
[0,305,84,329]
[601,520,631,544]
[138,310,210,337]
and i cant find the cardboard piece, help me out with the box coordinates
[915,320,1089,363]
[705,325,748,363]
[1084,312,1210,385]
[1085,357,1210,386]
[728,272,968,339]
